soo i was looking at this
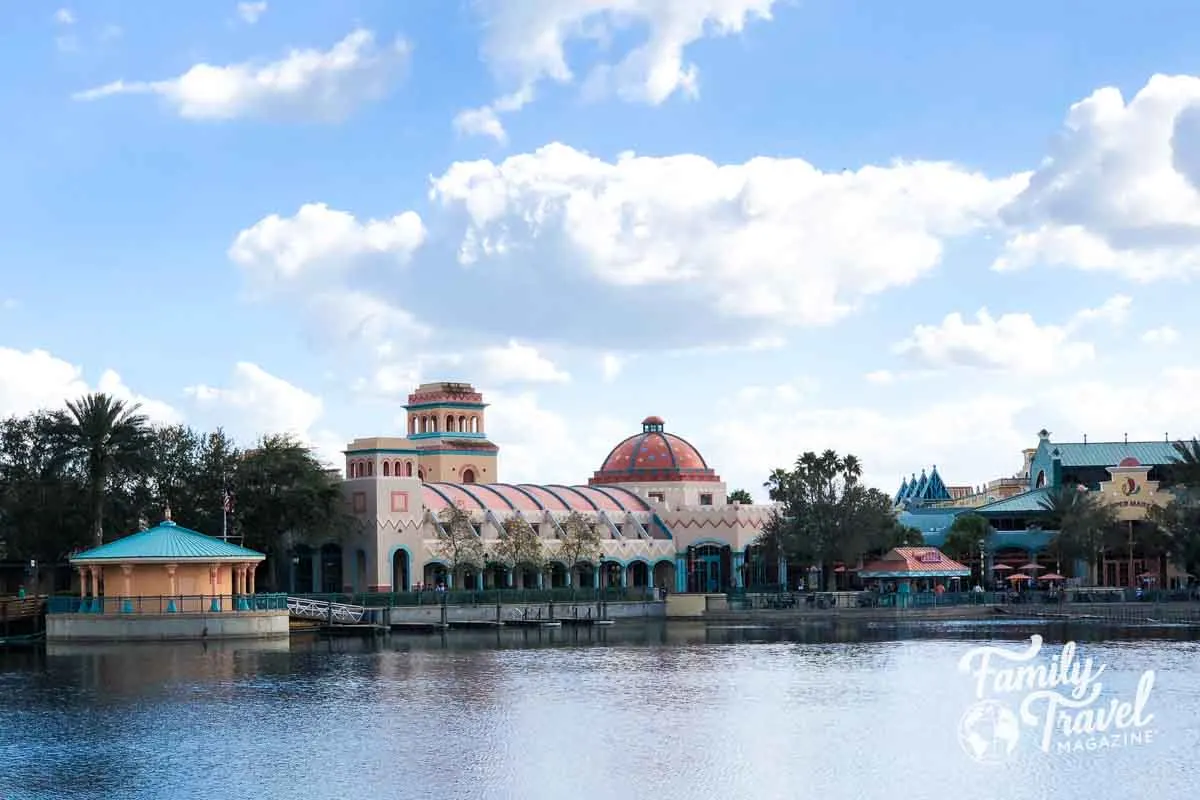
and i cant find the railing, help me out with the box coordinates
[1,595,46,620]
[47,594,288,615]
[291,586,659,608]
[286,596,365,624]
[725,588,1200,611]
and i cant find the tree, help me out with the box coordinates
[1167,438,1200,489]
[557,511,602,586]
[757,449,897,590]
[882,523,924,549]
[1039,485,1118,583]
[727,489,753,505]
[493,514,545,578]
[1150,493,1200,580]
[434,503,484,587]
[942,513,992,561]
[45,393,153,548]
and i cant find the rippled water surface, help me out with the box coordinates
[2,621,1198,800]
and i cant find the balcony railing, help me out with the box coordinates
[47,593,288,615]
[293,586,659,608]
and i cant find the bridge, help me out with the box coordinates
[286,596,366,625]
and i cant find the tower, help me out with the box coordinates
[403,382,498,483]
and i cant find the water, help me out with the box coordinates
[2,621,1198,800]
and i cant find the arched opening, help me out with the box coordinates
[392,549,410,592]
[462,468,476,484]
[423,562,447,589]
[355,549,367,592]
[320,544,343,593]
[626,560,650,587]
[575,562,595,588]
[470,416,479,433]
[653,560,675,591]
[1035,470,1046,488]
[409,416,417,435]
[484,560,508,589]
[686,544,730,592]
[430,416,439,433]
[383,461,391,476]
[418,467,426,481]
[547,562,568,588]
[445,414,455,431]
[600,560,622,589]
[366,461,374,477]
[292,545,315,593]
[405,461,413,477]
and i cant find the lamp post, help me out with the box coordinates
[598,552,607,621]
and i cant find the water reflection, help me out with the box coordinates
[2,622,1198,800]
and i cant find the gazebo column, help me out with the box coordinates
[89,566,102,613]
[209,565,221,612]
[120,564,134,613]
[165,564,178,613]
[733,552,745,589]
[247,563,257,609]
[236,565,249,610]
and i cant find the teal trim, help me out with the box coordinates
[403,401,487,411]
[546,484,599,510]
[409,432,487,440]
[418,448,498,457]
[71,521,265,561]
[344,448,420,456]
[650,512,674,539]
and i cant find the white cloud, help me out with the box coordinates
[229,202,426,283]
[430,143,1028,332]
[1142,326,1180,345]
[893,296,1131,375]
[73,29,409,122]
[185,362,342,466]
[305,290,431,353]
[478,340,569,384]
[480,389,627,484]
[0,347,179,424]
[55,8,75,25]
[600,353,624,382]
[995,74,1200,280]
[864,370,894,385]
[461,0,779,140]
[237,2,267,25]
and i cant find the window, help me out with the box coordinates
[649,492,664,503]
[699,493,713,506]
[390,491,409,513]
[462,468,476,484]
[383,462,391,477]
[352,492,367,513]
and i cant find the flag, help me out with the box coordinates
[223,490,234,514]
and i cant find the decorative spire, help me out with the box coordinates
[163,504,173,523]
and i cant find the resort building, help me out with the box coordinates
[311,382,776,596]
[896,430,1192,587]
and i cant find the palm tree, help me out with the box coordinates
[48,393,153,548]
[1038,485,1118,584]
[1168,438,1200,489]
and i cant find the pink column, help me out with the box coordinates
[165,564,178,613]
[120,564,134,613]
[90,566,101,612]
[209,565,220,612]
[247,564,256,595]
[78,567,88,611]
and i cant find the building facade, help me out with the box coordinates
[316,383,775,595]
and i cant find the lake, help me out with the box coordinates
[2,620,1197,800]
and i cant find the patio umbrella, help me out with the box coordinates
[1038,573,1065,581]
[1136,572,1157,581]
[1020,563,1044,571]
[992,564,1013,572]
[1007,573,1032,582]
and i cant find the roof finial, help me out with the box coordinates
[163,504,173,523]
[1083,434,1087,444]
[1124,432,1128,444]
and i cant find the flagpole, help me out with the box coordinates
[222,470,228,542]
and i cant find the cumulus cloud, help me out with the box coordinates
[1142,326,1180,345]
[0,347,179,423]
[73,29,409,121]
[459,0,779,140]
[478,340,570,384]
[237,2,267,25]
[429,143,1027,339]
[185,362,343,466]
[229,202,426,283]
[995,74,1200,280]
[893,295,1131,375]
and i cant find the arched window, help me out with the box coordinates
[410,417,417,435]
[405,461,413,477]
[1035,470,1046,488]
[462,468,476,484]
[367,461,374,476]
[418,467,426,481]
[383,461,391,476]
[445,414,455,432]
[469,416,479,433]
[459,415,466,432]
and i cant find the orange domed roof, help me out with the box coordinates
[589,416,720,485]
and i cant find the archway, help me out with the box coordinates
[626,560,649,587]
[392,549,410,592]
[423,562,447,588]
[686,544,730,592]
[462,468,476,484]
[546,562,568,588]
[575,562,595,588]
[355,549,367,592]
[653,560,675,591]
[319,544,342,593]
[600,560,623,589]
[293,545,314,593]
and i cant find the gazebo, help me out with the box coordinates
[859,547,971,603]
[47,510,288,641]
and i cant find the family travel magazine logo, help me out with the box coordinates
[956,635,1155,764]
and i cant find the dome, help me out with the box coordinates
[589,416,721,485]
[1118,457,1141,467]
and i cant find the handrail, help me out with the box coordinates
[289,586,659,608]
[46,593,287,615]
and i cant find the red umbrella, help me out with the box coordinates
[1038,573,1065,581]
[1020,563,1044,571]
[1007,573,1032,582]
[993,564,1013,572]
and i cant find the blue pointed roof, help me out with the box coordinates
[71,521,264,563]
[922,466,952,502]
[894,477,909,504]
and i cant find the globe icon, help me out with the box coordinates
[958,700,1020,764]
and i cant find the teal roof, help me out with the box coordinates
[71,521,264,562]
[974,488,1052,515]
[895,466,953,507]
[1042,440,1181,469]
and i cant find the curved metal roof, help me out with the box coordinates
[71,522,264,563]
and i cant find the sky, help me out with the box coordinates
[3,0,1200,501]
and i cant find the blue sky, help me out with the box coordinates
[3,0,1200,500]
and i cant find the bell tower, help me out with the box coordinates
[403,381,498,483]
